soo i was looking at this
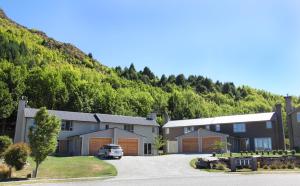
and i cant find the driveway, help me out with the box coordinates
[105,154,211,179]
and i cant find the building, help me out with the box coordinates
[285,96,300,150]
[163,104,285,153]
[14,99,159,156]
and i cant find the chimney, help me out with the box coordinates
[14,97,28,143]
[147,113,157,121]
[285,96,293,114]
[275,103,285,150]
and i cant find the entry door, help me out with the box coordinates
[144,143,152,155]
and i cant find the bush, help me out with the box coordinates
[229,152,232,157]
[281,164,287,169]
[287,162,295,169]
[291,150,296,156]
[245,151,248,155]
[215,163,226,170]
[255,151,259,155]
[284,151,288,156]
[278,150,283,155]
[0,164,10,179]
[250,151,253,155]
[263,165,269,169]
[212,152,216,157]
[261,151,264,156]
[272,150,277,155]
[4,143,30,172]
[270,163,277,170]
[0,136,12,157]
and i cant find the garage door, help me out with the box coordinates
[118,138,138,156]
[89,138,112,155]
[202,137,221,153]
[182,138,198,153]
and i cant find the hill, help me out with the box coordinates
[0,9,297,137]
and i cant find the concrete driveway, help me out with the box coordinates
[105,154,211,179]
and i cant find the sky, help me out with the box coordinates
[1,0,300,95]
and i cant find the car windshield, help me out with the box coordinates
[106,145,121,149]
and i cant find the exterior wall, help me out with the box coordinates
[289,107,300,149]
[23,118,99,143]
[80,128,145,156]
[68,136,82,156]
[164,120,282,151]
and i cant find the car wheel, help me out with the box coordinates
[118,156,122,159]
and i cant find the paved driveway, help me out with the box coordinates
[105,154,211,179]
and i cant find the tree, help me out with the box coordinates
[175,74,186,87]
[4,143,30,178]
[0,135,12,157]
[212,141,228,155]
[28,107,61,178]
[153,135,166,154]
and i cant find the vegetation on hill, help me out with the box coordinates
[0,9,299,137]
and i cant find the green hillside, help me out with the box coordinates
[0,9,298,136]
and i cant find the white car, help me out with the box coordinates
[98,144,123,159]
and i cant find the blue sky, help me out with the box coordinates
[1,0,300,95]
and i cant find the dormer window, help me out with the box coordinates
[61,121,73,131]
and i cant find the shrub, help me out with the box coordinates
[261,151,264,156]
[215,163,226,170]
[284,151,288,156]
[263,165,269,169]
[0,136,12,157]
[4,143,30,177]
[272,150,277,155]
[245,151,248,155]
[278,150,283,155]
[240,151,244,156]
[270,163,277,170]
[291,150,296,156]
[267,151,270,155]
[0,164,10,179]
[229,152,232,157]
[287,162,295,169]
[255,151,259,155]
[250,151,253,155]
[212,152,216,157]
[281,164,287,169]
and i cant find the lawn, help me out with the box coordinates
[13,156,117,179]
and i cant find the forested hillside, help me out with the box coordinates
[0,9,298,137]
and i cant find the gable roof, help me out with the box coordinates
[24,108,97,123]
[163,112,276,128]
[24,108,159,126]
[95,113,159,126]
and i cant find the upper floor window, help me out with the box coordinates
[297,112,300,122]
[205,125,210,130]
[61,121,73,131]
[124,124,134,133]
[165,128,169,134]
[215,124,220,132]
[184,126,194,134]
[266,121,272,129]
[152,127,156,133]
[233,123,246,133]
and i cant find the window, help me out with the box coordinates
[105,124,109,130]
[254,138,272,151]
[61,121,73,131]
[215,124,220,132]
[233,123,246,133]
[165,128,169,134]
[184,126,194,134]
[152,127,156,133]
[205,125,210,130]
[266,121,272,129]
[297,112,300,122]
[124,124,134,132]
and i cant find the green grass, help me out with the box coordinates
[12,156,117,179]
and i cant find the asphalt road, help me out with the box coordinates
[22,154,300,186]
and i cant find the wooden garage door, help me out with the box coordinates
[182,138,198,153]
[89,138,112,155]
[202,137,221,153]
[118,138,138,156]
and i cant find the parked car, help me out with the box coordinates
[98,144,123,159]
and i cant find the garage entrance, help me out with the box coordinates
[182,138,198,153]
[89,138,112,155]
[202,137,221,153]
[118,138,138,156]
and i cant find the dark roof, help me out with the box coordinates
[96,114,159,126]
[24,108,159,126]
[24,108,97,123]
